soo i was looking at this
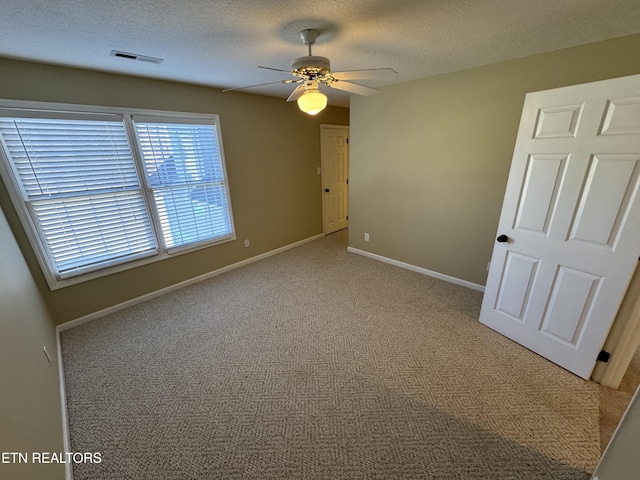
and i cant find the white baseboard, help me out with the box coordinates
[347,246,485,292]
[57,233,324,332]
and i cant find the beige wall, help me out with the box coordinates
[348,33,640,286]
[0,58,349,324]
[0,207,65,480]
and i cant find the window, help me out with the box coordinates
[133,118,233,250]
[0,102,234,289]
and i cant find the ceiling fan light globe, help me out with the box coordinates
[297,89,327,115]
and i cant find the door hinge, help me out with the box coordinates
[346,138,349,144]
[346,178,349,184]
[597,350,611,363]
[346,215,349,220]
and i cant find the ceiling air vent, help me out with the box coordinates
[110,50,163,64]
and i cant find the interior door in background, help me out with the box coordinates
[321,125,349,234]
[480,74,640,379]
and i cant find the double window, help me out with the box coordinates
[0,101,234,289]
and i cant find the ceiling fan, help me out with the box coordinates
[223,29,398,115]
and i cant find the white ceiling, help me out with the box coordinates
[3,0,640,107]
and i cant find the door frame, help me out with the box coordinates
[592,264,640,388]
[320,124,349,234]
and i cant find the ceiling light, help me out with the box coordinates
[297,88,327,115]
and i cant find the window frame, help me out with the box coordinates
[0,99,236,290]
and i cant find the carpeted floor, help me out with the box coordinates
[61,230,601,479]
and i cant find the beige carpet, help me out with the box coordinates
[61,230,600,479]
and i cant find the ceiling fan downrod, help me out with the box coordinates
[299,29,320,56]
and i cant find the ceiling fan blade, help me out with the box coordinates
[328,80,378,96]
[222,79,296,93]
[331,68,398,81]
[258,65,294,74]
[286,85,306,102]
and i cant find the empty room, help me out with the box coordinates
[1,1,640,479]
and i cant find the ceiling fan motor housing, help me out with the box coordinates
[291,55,331,77]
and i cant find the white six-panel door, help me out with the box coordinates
[480,75,640,379]
[321,125,349,234]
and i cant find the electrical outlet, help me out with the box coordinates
[364,233,370,242]
[244,239,250,247]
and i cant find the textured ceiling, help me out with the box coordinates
[2,0,640,107]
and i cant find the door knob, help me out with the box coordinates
[496,234,509,243]
[324,188,330,192]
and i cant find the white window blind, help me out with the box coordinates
[0,104,235,288]
[0,116,157,278]
[133,119,233,250]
